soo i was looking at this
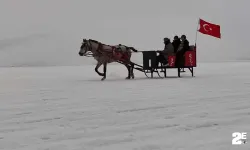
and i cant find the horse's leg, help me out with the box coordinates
[130,62,135,79]
[101,62,107,80]
[125,64,131,79]
[95,62,104,77]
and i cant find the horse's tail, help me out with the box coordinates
[128,46,138,52]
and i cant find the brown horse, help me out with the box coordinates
[78,39,138,80]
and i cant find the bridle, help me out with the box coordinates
[82,39,106,57]
[81,40,93,57]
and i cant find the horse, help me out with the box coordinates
[78,39,138,80]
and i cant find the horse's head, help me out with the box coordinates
[79,39,90,56]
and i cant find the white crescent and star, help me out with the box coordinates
[203,24,212,32]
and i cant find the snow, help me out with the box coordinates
[0,62,250,150]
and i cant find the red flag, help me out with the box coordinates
[198,19,221,38]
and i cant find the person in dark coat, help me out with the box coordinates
[175,35,189,67]
[172,36,181,53]
[156,37,174,67]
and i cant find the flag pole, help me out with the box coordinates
[195,18,200,47]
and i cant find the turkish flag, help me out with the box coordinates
[198,19,221,38]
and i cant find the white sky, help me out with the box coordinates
[0,0,249,66]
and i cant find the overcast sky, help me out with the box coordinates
[0,0,249,66]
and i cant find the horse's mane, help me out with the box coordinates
[87,39,135,50]
[89,39,113,47]
[89,39,101,44]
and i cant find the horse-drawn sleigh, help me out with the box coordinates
[78,39,196,80]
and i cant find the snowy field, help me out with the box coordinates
[0,62,250,150]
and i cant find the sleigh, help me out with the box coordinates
[133,45,197,78]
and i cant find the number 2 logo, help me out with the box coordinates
[232,132,247,145]
[232,132,242,144]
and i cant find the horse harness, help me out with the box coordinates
[87,40,129,62]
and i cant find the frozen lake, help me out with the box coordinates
[0,62,249,150]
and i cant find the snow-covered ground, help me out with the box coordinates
[0,62,250,150]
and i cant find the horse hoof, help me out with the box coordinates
[125,77,130,79]
[101,77,106,80]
